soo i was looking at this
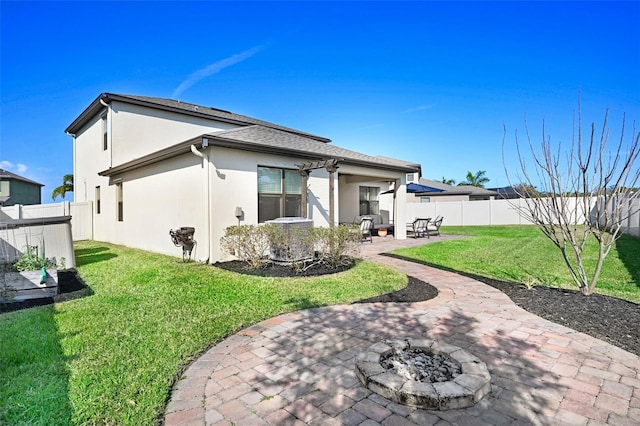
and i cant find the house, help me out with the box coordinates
[66,93,419,263]
[488,186,523,199]
[0,169,43,206]
[405,177,497,203]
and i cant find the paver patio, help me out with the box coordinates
[165,235,640,425]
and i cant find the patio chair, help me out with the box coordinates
[426,216,444,238]
[360,216,374,243]
[406,218,430,238]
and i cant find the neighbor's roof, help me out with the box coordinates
[415,178,496,196]
[65,93,331,142]
[98,125,419,176]
[0,169,44,186]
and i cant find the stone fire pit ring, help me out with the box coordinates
[355,339,491,410]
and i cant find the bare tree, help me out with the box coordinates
[503,107,640,295]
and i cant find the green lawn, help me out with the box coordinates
[0,241,407,425]
[393,225,640,303]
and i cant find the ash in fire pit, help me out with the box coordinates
[356,339,491,410]
[380,346,462,383]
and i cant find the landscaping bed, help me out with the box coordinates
[0,269,89,314]
[382,254,640,357]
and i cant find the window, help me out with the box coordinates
[258,167,302,222]
[359,186,379,215]
[116,183,123,221]
[407,173,414,182]
[102,113,108,151]
[95,186,101,214]
[420,196,431,203]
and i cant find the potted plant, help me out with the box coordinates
[378,227,388,237]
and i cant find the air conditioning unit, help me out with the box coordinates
[265,217,314,262]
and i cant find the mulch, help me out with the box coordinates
[2,260,639,359]
[0,269,91,314]
[380,254,640,358]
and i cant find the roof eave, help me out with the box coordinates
[66,93,332,143]
[98,134,418,177]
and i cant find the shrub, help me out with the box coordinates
[220,225,271,269]
[313,225,361,269]
[221,224,361,271]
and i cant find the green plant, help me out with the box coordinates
[522,276,538,290]
[220,224,272,268]
[313,225,361,269]
[12,245,56,272]
[221,224,362,271]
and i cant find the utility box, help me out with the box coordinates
[265,217,314,262]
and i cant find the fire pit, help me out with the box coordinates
[355,339,491,410]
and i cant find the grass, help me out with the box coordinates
[0,241,407,425]
[393,225,640,304]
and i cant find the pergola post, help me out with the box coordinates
[325,164,339,227]
[298,170,310,218]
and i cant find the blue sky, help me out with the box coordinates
[1,1,639,201]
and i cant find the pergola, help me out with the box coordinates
[296,159,340,226]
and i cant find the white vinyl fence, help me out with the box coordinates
[407,196,640,238]
[1,201,93,241]
[407,198,536,226]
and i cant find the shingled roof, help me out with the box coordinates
[0,169,44,186]
[99,125,419,176]
[65,93,331,142]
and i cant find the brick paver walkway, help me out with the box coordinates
[165,236,640,425]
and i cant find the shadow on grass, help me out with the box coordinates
[0,305,72,424]
[615,233,640,290]
[75,246,118,266]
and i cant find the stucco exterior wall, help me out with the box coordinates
[110,101,237,165]
[209,147,333,262]
[101,153,207,259]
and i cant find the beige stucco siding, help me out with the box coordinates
[109,101,238,165]
[102,153,206,258]
[209,147,334,262]
[73,110,112,206]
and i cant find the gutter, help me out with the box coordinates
[190,142,212,264]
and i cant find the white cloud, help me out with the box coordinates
[1,160,29,175]
[172,45,264,99]
[403,105,433,113]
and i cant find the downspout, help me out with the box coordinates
[190,143,211,263]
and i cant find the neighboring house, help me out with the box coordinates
[406,177,497,202]
[488,186,522,199]
[0,169,43,206]
[66,93,419,263]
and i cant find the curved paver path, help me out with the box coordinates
[165,238,640,426]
